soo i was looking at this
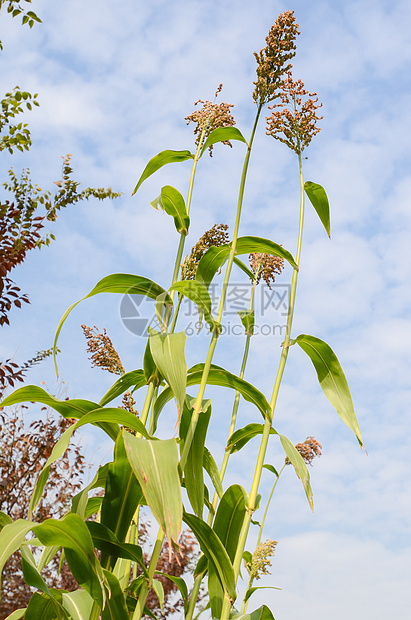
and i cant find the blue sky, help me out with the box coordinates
[1,1,411,618]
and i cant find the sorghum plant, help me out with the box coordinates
[0,9,362,620]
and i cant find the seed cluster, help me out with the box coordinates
[253,11,300,106]
[81,325,124,375]
[181,224,230,280]
[245,539,278,580]
[286,436,322,466]
[249,252,284,289]
[266,71,323,154]
[185,84,235,156]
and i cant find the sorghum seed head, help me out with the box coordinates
[244,539,278,580]
[249,252,284,289]
[285,436,322,466]
[185,85,235,156]
[181,224,229,280]
[253,11,300,106]
[266,71,323,154]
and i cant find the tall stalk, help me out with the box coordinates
[220,151,305,620]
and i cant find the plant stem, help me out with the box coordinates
[220,151,305,620]
[184,104,262,620]
[132,527,164,619]
[241,463,286,613]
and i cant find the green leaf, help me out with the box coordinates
[0,387,118,439]
[304,181,330,237]
[99,370,146,407]
[243,586,281,604]
[123,432,183,546]
[170,280,217,330]
[279,434,313,511]
[208,485,247,618]
[230,604,276,619]
[21,545,51,594]
[199,127,247,158]
[235,236,298,270]
[71,464,108,519]
[87,522,147,576]
[61,590,94,620]
[33,514,106,607]
[154,364,271,422]
[25,592,69,620]
[227,423,277,453]
[0,519,34,590]
[0,511,13,531]
[132,150,194,194]
[3,609,26,620]
[149,329,187,417]
[196,245,231,288]
[29,408,149,517]
[203,446,223,499]
[183,511,236,604]
[152,579,165,613]
[53,274,170,374]
[238,309,255,336]
[262,464,279,477]
[101,569,129,620]
[151,185,190,235]
[233,256,256,282]
[100,434,145,566]
[294,334,362,446]
[180,399,212,517]
[155,572,189,613]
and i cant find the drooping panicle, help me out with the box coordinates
[253,11,300,106]
[181,224,229,280]
[266,71,323,154]
[249,252,284,289]
[185,85,235,156]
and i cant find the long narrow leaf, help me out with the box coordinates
[294,334,363,446]
[279,434,313,512]
[235,236,297,270]
[304,181,330,237]
[230,604,276,620]
[53,274,170,374]
[61,590,94,620]
[101,570,129,620]
[132,150,194,194]
[149,329,187,417]
[124,432,183,547]
[151,185,190,235]
[169,280,218,330]
[25,592,69,620]
[0,520,34,589]
[227,423,277,453]
[183,512,236,604]
[33,514,106,607]
[86,522,147,576]
[199,127,247,158]
[99,370,146,407]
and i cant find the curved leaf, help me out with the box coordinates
[100,434,145,567]
[196,245,230,288]
[203,446,223,499]
[243,586,281,604]
[227,423,277,453]
[87,522,146,575]
[25,592,69,620]
[294,334,362,446]
[180,399,212,517]
[29,408,149,517]
[149,329,187,417]
[123,432,182,547]
[99,370,146,407]
[155,572,189,614]
[152,579,165,613]
[200,127,247,158]
[0,519,34,590]
[151,185,190,235]
[62,590,94,620]
[235,236,297,270]
[238,309,255,336]
[230,604,276,620]
[53,274,170,374]
[170,280,217,330]
[101,570,129,620]
[279,434,313,512]
[304,181,330,237]
[33,514,106,607]
[132,150,194,194]
[183,511,236,604]
[208,485,247,618]
[153,365,271,423]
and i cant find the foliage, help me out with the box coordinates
[0,8,363,620]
